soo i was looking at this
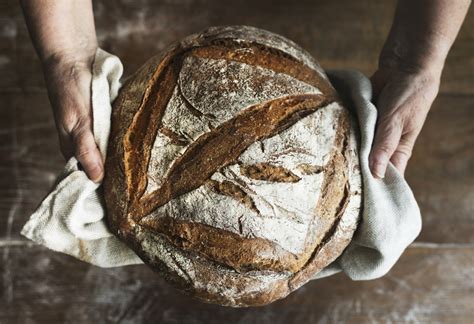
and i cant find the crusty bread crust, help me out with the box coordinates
[103,25,362,307]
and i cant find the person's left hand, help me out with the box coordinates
[369,65,441,178]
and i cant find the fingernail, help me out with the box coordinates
[370,154,388,179]
[371,156,388,179]
[91,163,104,183]
[372,161,386,179]
[93,173,104,183]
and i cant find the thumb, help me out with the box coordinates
[71,123,104,183]
[369,116,403,179]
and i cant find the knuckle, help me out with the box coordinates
[379,114,403,132]
[375,145,394,156]
[54,106,80,134]
[75,147,93,160]
[61,113,79,133]
[395,145,413,159]
[70,123,92,144]
[72,116,92,132]
[74,142,96,161]
[60,114,91,137]
[59,105,91,133]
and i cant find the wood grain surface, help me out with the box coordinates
[1,245,473,323]
[0,0,473,323]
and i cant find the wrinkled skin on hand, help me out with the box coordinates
[369,66,441,178]
[42,53,104,183]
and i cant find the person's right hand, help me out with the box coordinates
[42,52,104,183]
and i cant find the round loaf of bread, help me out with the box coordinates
[104,25,362,307]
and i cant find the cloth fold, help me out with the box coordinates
[21,48,421,278]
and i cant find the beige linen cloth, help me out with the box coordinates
[21,49,422,280]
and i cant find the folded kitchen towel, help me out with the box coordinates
[21,48,422,279]
[313,70,422,280]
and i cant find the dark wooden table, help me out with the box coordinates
[1,1,473,323]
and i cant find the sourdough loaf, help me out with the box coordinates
[103,25,362,307]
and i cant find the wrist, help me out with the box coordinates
[41,46,97,74]
[42,45,97,64]
[378,38,447,77]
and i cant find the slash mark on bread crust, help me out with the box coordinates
[239,162,301,182]
[296,163,324,175]
[159,126,189,146]
[206,179,260,215]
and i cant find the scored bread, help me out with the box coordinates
[103,25,362,307]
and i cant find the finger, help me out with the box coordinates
[71,124,104,183]
[369,116,403,179]
[390,132,417,175]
